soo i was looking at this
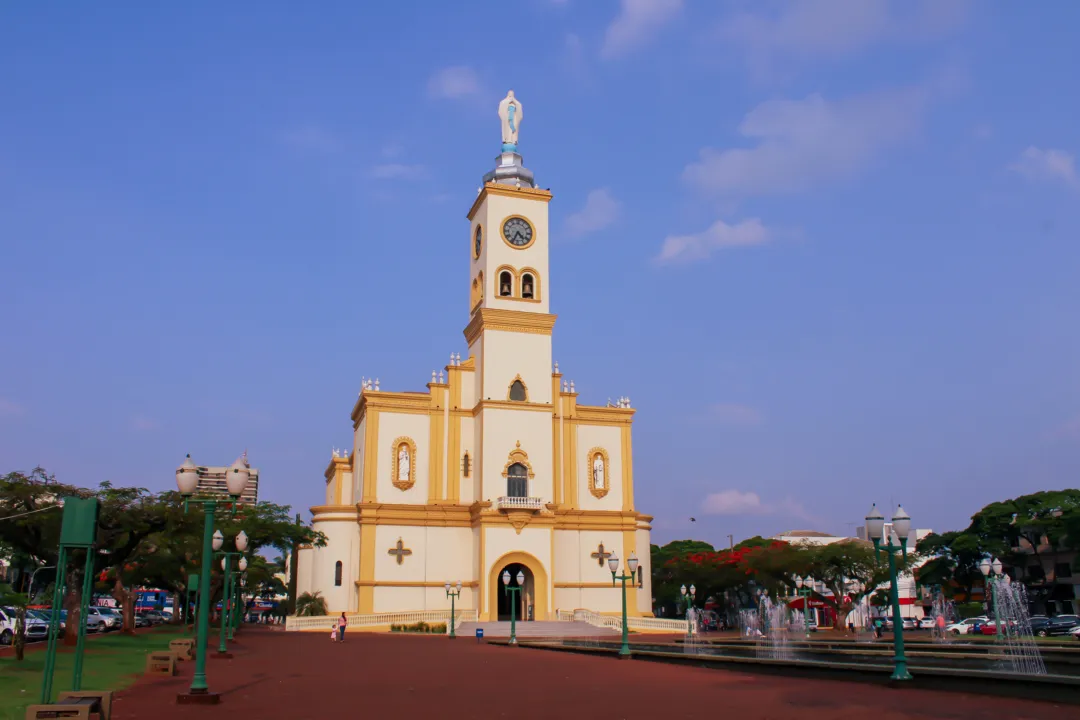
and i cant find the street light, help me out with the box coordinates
[680,584,697,636]
[865,503,913,682]
[501,570,525,645]
[608,551,639,659]
[979,557,1004,618]
[175,453,248,705]
[794,576,813,638]
[215,531,247,650]
[445,581,463,640]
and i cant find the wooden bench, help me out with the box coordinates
[25,689,112,719]
[145,650,178,676]
[169,638,195,661]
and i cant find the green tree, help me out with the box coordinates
[295,591,328,616]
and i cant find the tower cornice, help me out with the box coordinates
[463,307,557,345]
[466,181,553,222]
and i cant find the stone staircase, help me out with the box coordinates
[455,621,620,638]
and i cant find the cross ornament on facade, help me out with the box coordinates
[590,542,612,567]
[388,538,413,565]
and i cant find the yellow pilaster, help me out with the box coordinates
[620,424,634,512]
[361,409,380,503]
[562,391,578,508]
[357,519,377,613]
[448,366,462,503]
[551,372,562,506]
[427,383,446,503]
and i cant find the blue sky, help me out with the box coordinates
[2,1,1079,548]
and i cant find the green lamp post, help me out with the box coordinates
[444,581,463,639]
[794,575,814,638]
[501,569,524,645]
[175,454,249,705]
[213,531,248,653]
[865,503,913,682]
[607,550,639,659]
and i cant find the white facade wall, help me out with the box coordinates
[575,423,624,511]
[375,411,430,502]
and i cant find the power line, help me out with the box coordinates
[0,505,62,522]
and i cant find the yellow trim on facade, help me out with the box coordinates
[473,223,483,259]
[516,267,541,303]
[506,374,529,402]
[447,365,463,503]
[494,265,518,298]
[361,410,380,503]
[575,404,636,426]
[620,424,634,512]
[355,580,479,588]
[427,385,445,503]
[466,182,553,222]
[462,307,557,345]
[357,522,376,613]
[473,400,552,415]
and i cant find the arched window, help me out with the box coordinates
[507,462,528,498]
[463,452,471,478]
[334,561,343,587]
[499,271,513,297]
[509,379,527,401]
[521,273,535,299]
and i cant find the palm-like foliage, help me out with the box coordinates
[295,591,328,617]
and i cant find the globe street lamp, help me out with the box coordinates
[979,557,1004,618]
[175,454,248,705]
[794,576,814,638]
[445,581,463,640]
[214,530,248,655]
[501,570,525,645]
[608,551,639,659]
[233,555,248,635]
[680,584,697,636]
[865,503,912,682]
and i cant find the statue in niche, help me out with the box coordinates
[397,444,411,482]
[593,454,605,489]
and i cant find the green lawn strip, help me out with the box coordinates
[0,627,184,720]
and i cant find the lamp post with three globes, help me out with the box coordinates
[865,503,913,682]
[445,581,463,639]
[175,454,249,705]
[501,570,525,645]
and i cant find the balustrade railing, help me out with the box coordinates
[285,608,478,632]
[495,496,544,511]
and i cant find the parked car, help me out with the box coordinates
[1069,625,1080,641]
[885,617,917,631]
[98,607,124,630]
[0,607,51,644]
[85,607,113,632]
[918,616,938,630]
[946,617,988,635]
[142,610,167,625]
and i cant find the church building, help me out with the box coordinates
[296,92,653,622]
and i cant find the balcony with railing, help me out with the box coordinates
[495,496,545,511]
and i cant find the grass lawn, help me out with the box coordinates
[0,627,183,720]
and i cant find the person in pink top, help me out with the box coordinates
[337,612,347,643]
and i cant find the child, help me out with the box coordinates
[330,617,339,642]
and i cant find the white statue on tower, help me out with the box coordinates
[498,91,523,149]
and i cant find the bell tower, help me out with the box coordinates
[464,91,557,505]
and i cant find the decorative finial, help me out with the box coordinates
[562,380,569,392]
[455,352,461,365]
[515,440,521,448]
[625,396,630,407]
[569,380,576,393]
[374,378,380,391]
[432,371,437,383]
[438,370,445,383]
[553,360,559,373]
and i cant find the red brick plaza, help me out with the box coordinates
[110,628,1074,719]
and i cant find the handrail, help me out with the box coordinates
[285,608,478,632]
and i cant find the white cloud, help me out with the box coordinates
[1009,147,1079,189]
[371,163,428,180]
[601,0,683,59]
[682,87,927,197]
[703,490,814,522]
[717,0,969,79]
[654,218,769,265]
[564,188,620,238]
[427,66,481,99]
[0,398,24,417]
[709,403,764,427]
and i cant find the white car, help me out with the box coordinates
[0,607,51,644]
[1070,625,1080,641]
[946,617,988,635]
[919,616,938,630]
[86,607,118,631]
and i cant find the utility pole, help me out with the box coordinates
[727,534,734,550]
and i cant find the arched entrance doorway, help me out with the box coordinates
[496,563,533,621]
[486,551,549,622]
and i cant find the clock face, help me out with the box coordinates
[502,217,533,247]
[474,226,483,257]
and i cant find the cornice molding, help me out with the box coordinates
[463,307,557,345]
[466,181,553,221]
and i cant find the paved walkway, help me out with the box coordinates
[109,628,1077,719]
